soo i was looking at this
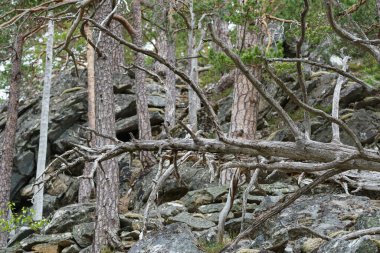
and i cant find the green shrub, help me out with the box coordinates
[0,202,48,233]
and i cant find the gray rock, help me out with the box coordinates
[204,212,234,223]
[317,236,378,253]
[79,245,92,253]
[7,226,34,247]
[180,186,229,212]
[156,201,187,219]
[180,190,214,212]
[0,244,23,253]
[19,232,74,250]
[43,194,57,216]
[148,95,166,108]
[340,82,371,107]
[43,203,95,234]
[116,111,163,135]
[115,94,136,118]
[354,210,380,230]
[72,222,94,248]
[257,194,379,251]
[62,244,81,253]
[129,223,205,253]
[217,95,233,124]
[10,150,35,200]
[169,212,216,230]
[198,203,225,214]
[313,109,380,146]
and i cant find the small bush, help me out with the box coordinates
[0,202,48,233]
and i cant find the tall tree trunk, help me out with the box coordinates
[92,1,122,251]
[153,0,167,75]
[187,0,201,131]
[164,4,176,128]
[33,15,54,220]
[132,0,156,168]
[377,0,380,38]
[78,23,96,203]
[220,23,261,184]
[0,35,24,248]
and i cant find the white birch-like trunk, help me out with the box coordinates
[33,16,54,220]
[331,56,349,143]
[188,0,201,131]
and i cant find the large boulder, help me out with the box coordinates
[128,223,205,253]
[72,222,94,248]
[43,203,95,234]
[251,194,380,252]
[317,236,379,253]
[19,232,74,251]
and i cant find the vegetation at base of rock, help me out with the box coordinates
[199,240,226,253]
[0,202,48,233]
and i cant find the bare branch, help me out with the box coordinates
[220,153,357,173]
[338,0,367,17]
[264,62,364,153]
[266,57,373,90]
[324,0,380,62]
[338,227,380,240]
[221,168,349,252]
[112,14,136,36]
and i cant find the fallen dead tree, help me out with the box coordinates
[70,138,380,173]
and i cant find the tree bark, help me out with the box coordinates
[78,23,96,203]
[187,0,201,131]
[132,0,156,168]
[331,56,349,143]
[165,16,176,128]
[0,34,24,248]
[92,1,122,251]
[33,15,54,220]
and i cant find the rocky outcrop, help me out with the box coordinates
[128,223,205,253]
[0,69,166,210]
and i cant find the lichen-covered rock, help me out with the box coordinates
[6,226,34,248]
[156,201,187,219]
[302,238,325,253]
[62,244,81,253]
[19,232,74,251]
[43,203,95,234]
[128,223,205,253]
[354,210,380,230]
[169,212,216,230]
[252,194,379,251]
[72,222,94,248]
[317,236,379,253]
[180,186,228,212]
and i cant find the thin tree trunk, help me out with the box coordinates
[377,0,380,38]
[0,35,24,248]
[92,1,122,251]
[132,0,156,168]
[153,0,167,75]
[165,12,176,128]
[331,56,349,143]
[78,23,96,203]
[187,0,201,131]
[33,15,54,220]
